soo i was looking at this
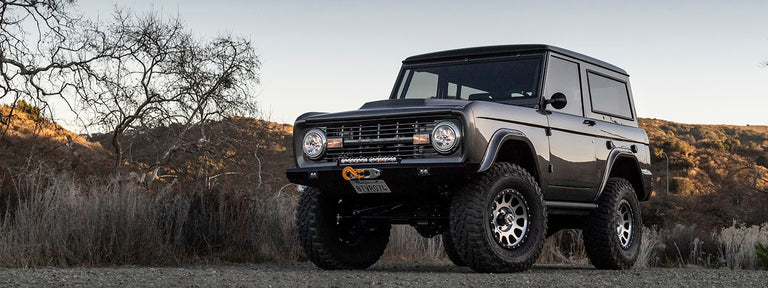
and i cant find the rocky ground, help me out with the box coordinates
[0,262,766,287]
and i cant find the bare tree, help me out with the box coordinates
[154,34,259,184]
[1,1,260,178]
[0,0,119,139]
[78,10,259,176]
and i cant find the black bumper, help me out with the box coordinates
[286,162,479,194]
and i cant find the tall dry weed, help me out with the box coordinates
[381,226,445,262]
[537,229,589,265]
[719,222,768,269]
[635,227,664,267]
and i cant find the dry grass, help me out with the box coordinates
[719,223,768,269]
[382,226,446,262]
[537,230,589,266]
[0,168,303,267]
[648,222,768,269]
[636,227,665,267]
[1,163,765,269]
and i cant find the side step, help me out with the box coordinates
[545,201,597,216]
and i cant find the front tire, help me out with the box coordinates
[583,177,642,269]
[296,187,390,269]
[442,230,466,266]
[449,162,547,273]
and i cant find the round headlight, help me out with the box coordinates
[303,128,326,159]
[432,121,461,154]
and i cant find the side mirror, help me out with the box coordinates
[545,92,567,110]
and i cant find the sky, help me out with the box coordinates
[71,0,768,126]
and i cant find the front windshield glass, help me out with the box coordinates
[394,57,542,106]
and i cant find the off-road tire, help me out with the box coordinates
[583,177,642,270]
[449,162,547,273]
[296,187,390,269]
[441,230,466,266]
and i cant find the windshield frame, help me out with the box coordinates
[389,54,546,107]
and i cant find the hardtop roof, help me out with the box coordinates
[403,44,627,76]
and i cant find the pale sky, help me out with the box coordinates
[73,0,768,126]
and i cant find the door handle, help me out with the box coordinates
[583,119,596,126]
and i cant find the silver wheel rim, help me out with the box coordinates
[617,199,633,248]
[490,188,529,249]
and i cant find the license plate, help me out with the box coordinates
[350,180,391,194]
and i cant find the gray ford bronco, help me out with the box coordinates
[287,44,652,272]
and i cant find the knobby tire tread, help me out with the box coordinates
[450,162,546,273]
[583,177,641,270]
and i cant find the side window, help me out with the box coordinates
[587,72,632,119]
[544,56,582,116]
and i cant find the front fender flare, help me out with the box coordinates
[477,129,538,174]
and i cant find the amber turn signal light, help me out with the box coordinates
[412,133,430,145]
[327,138,343,148]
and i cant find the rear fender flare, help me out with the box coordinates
[595,149,642,200]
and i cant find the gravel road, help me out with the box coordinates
[1,262,766,287]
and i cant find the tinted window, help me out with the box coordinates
[544,57,582,116]
[395,58,542,106]
[400,71,438,99]
[588,72,632,119]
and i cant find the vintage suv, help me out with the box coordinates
[287,44,652,272]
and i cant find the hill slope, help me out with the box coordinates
[2,104,767,230]
[0,103,111,176]
[640,118,768,229]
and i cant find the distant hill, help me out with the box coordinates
[0,103,111,176]
[725,124,768,134]
[85,116,295,193]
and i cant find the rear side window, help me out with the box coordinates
[587,72,632,119]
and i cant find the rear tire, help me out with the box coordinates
[583,177,642,269]
[296,187,390,269]
[449,162,547,273]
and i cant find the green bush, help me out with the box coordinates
[756,242,768,270]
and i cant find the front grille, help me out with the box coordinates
[320,118,445,162]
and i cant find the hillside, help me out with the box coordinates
[640,118,768,229]
[2,103,767,230]
[0,102,111,176]
[2,105,768,268]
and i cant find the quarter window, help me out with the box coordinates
[587,72,632,119]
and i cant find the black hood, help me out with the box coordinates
[298,99,469,123]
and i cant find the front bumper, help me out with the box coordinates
[286,162,479,195]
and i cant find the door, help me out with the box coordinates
[543,56,599,201]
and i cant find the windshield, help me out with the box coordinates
[393,57,542,106]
